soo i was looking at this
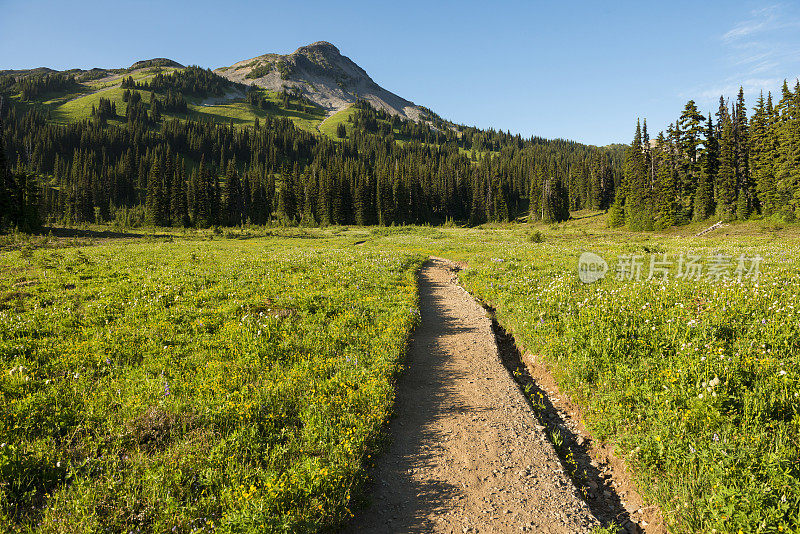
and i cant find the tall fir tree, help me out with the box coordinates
[734,87,752,219]
[653,132,679,229]
[146,156,164,226]
[774,81,800,219]
[0,111,9,227]
[623,120,651,229]
[170,156,189,227]
[751,92,777,215]
[694,115,717,220]
[224,158,243,226]
[715,111,737,219]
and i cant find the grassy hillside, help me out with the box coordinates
[2,65,508,152]
[317,105,357,139]
[4,67,329,134]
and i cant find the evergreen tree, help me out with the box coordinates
[146,157,164,226]
[170,157,189,226]
[623,120,651,229]
[751,92,776,215]
[540,163,569,223]
[471,174,487,225]
[734,87,752,219]
[694,115,717,220]
[677,100,705,215]
[224,159,243,226]
[775,81,800,218]
[0,89,625,231]
[0,111,9,227]
[193,157,211,228]
[716,113,737,219]
[653,132,678,228]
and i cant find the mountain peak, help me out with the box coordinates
[299,41,340,53]
[215,42,424,122]
[129,58,184,70]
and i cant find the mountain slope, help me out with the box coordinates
[216,41,426,121]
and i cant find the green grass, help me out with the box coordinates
[418,222,800,534]
[0,236,423,532]
[318,220,800,533]
[9,70,327,132]
[8,69,175,124]
[317,105,357,140]
[52,85,132,124]
[187,101,264,126]
[2,219,800,533]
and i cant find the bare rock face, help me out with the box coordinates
[215,41,425,120]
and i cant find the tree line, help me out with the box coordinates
[0,72,80,102]
[121,66,235,98]
[612,80,800,229]
[0,93,619,230]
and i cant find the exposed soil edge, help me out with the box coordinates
[437,257,666,534]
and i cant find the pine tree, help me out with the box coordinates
[676,101,705,216]
[654,132,678,229]
[775,81,800,219]
[540,162,569,223]
[161,150,173,225]
[716,113,737,219]
[790,81,800,218]
[751,92,776,215]
[354,174,368,225]
[170,157,189,227]
[210,166,221,226]
[146,157,164,226]
[0,111,9,227]
[623,120,651,229]
[193,157,211,228]
[276,173,292,224]
[224,159,242,226]
[471,174,487,225]
[734,87,752,219]
[694,115,717,220]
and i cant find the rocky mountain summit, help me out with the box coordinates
[215,41,425,120]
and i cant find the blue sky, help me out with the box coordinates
[1,0,799,145]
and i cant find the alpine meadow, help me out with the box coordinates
[1,3,800,534]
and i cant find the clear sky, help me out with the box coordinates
[2,0,799,146]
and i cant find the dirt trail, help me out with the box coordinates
[345,258,600,533]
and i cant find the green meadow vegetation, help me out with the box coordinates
[317,106,357,139]
[1,217,799,533]
[0,234,422,532]
[3,39,799,534]
[450,226,800,534]
[5,68,328,134]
